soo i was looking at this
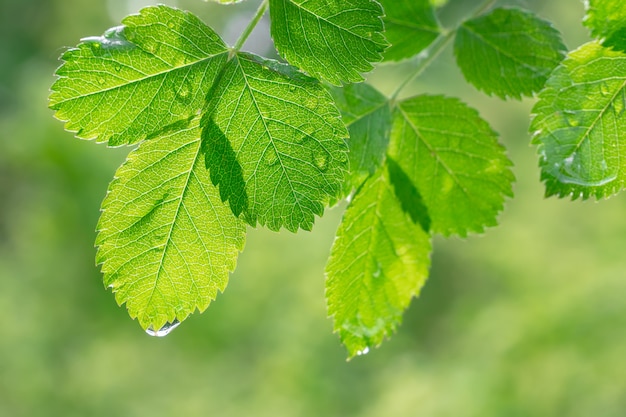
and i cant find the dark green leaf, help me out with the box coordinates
[378,0,440,62]
[328,83,391,191]
[269,0,388,85]
[454,7,566,99]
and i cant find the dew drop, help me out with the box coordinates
[312,147,330,171]
[289,85,297,93]
[264,147,279,166]
[175,80,192,103]
[98,78,106,85]
[563,111,580,127]
[146,319,180,337]
[600,82,612,96]
[356,347,370,356]
[168,22,175,29]
[114,64,122,72]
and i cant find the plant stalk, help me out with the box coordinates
[390,0,498,101]
[233,0,269,53]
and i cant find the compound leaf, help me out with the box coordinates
[326,165,431,358]
[531,41,626,200]
[388,95,514,237]
[269,0,388,85]
[96,117,246,330]
[328,83,391,191]
[203,53,349,232]
[378,0,440,62]
[454,7,566,100]
[584,0,626,52]
[49,5,228,146]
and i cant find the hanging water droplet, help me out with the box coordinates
[356,347,370,356]
[312,147,330,171]
[264,147,279,166]
[146,319,180,337]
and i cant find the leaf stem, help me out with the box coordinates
[233,0,269,53]
[390,0,498,101]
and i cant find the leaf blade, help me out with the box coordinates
[203,53,349,232]
[454,7,566,100]
[325,165,431,357]
[531,41,626,200]
[269,0,387,85]
[584,0,626,52]
[49,5,229,146]
[388,95,514,237]
[378,0,440,62]
[96,117,246,330]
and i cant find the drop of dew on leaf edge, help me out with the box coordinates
[145,319,181,337]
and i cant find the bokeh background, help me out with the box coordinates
[2,0,626,415]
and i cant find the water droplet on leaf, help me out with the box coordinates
[612,92,625,115]
[98,78,106,85]
[289,85,297,93]
[175,80,192,103]
[356,347,370,356]
[312,147,330,171]
[600,82,612,96]
[264,147,279,166]
[146,319,180,337]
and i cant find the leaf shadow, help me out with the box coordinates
[387,156,431,233]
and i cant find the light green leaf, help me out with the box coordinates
[328,83,391,191]
[49,5,228,146]
[584,0,626,52]
[378,0,439,62]
[388,95,514,237]
[454,7,566,100]
[531,42,626,200]
[325,165,431,358]
[96,117,246,330]
[203,53,349,232]
[269,0,388,85]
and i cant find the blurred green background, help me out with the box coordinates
[2,0,626,416]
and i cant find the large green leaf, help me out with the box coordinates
[531,42,626,200]
[269,0,387,85]
[326,165,431,358]
[388,95,514,236]
[96,117,246,331]
[378,0,439,62]
[454,7,566,100]
[328,83,391,191]
[584,0,626,52]
[202,53,349,232]
[49,5,228,146]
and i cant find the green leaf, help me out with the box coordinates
[96,117,246,330]
[49,5,228,146]
[584,0,626,52]
[328,83,391,191]
[378,0,439,62]
[454,7,566,100]
[531,42,626,200]
[269,0,388,85]
[203,53,349,232]
[388,95,514,237]
[325,165,431,358]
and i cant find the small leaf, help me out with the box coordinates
[203,53,349,232]
[378,0,440,62]
[49,5,229,146]
[325,165,431,358]
[388,95,514,237]
[269,0,388,85]
[96,117,246,330]
[328,83,391,191]
[584,0,626,52]
[531,41,626,200]
[454,7,566,100]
